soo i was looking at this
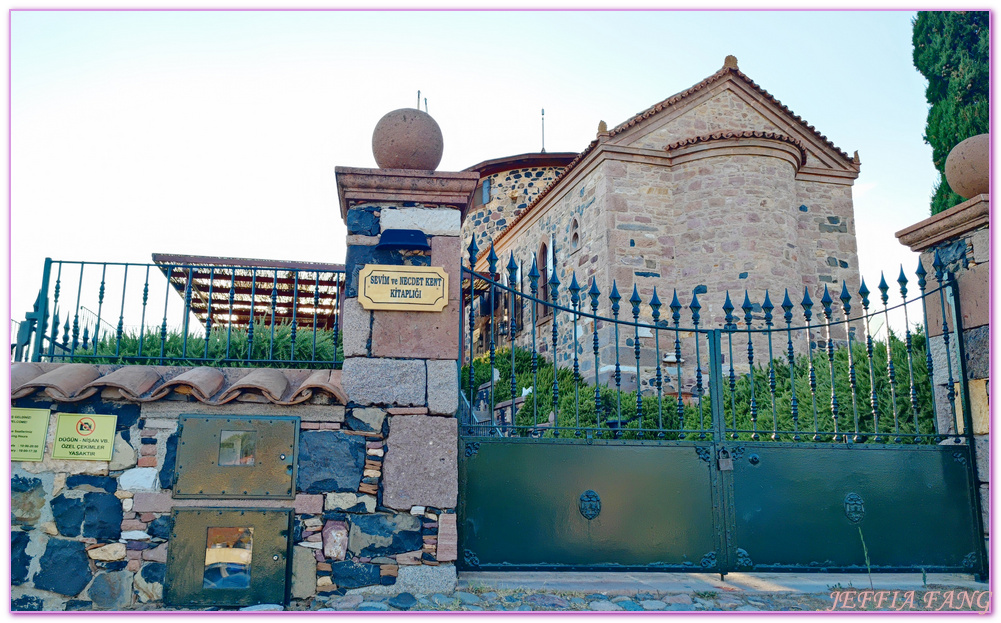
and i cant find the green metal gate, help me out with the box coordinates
[458,245,986,577]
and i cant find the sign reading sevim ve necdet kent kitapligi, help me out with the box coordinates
[358,264,449,312]
[51,413,118,461]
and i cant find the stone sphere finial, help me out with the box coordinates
[723,55,738,69]
[372,108,444,171]
[945,133,989,199]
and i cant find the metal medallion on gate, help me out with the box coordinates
[579,490,601,520]
[844,492,865,523]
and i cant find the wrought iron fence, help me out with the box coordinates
[14,258,345,368]
[461,238,972,446]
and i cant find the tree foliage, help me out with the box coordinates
[912,11,989,215]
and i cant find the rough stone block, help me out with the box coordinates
[12,475,46,526]
[324,492,376,513]
[381,207,461,237]
[342,298,371,358]
[88,543,127,561]
[322,520,349,560]
[141,543,168,563]
[431,235,462,302]
[294,494,324,515]
[436,513,457,562]
[134,562,164,603]
[980,484,989,536]
[87,570,133,610]
[297,431,367,494]
[342,358,426,407]
[371,303,459,360]
[51,494,85,537]
[347,513,423,557]
[346,206,380,236]
[975,435,989,483]
[346,408,386,434]
[82,493,123,540]
[109,433,137,471]
[971,228,989,264]
[963,325,989,380]
[956,378,989,435]
[327,561,382,589]
[346,563,456,595]
[34,539,93,596]
[426,360,459,415]
[12,532,31,585]
[291,546,316,600]
[382,416,458,510]
[119,467,158,491]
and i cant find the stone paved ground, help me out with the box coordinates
[271,573,989,613]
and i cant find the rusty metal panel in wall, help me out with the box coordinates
[174,415,298,499]
[164,508,293,607]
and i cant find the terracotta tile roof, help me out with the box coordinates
[10,362,347,406]
[485,63,856,255]
[663,131,808,167]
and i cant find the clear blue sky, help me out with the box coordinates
[10,10,946,321]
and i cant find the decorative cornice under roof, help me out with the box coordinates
[485,64,858,256]
[664,131,808,167]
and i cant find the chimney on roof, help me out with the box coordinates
[724,55,738,70]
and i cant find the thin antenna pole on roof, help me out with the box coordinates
[541,108,546,153]
[425,98,428,114]
[417,90,421,109]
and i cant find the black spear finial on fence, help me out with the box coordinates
[741,290,759,440]
[690,290,705,438]
[762,290,778,441]
[802,287,820,441]
[588,277,602,435]
[782,289,799,440]
[630,284,643,433]
[723,291,738,438]
[839,281,860,442]
[650,287,664,436]
[859,278,880,442]
[670,290,684,437]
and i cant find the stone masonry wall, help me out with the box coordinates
[462,166,566,253]
[338,168,474,597]
[896,194,989,571]
[10,392,460,611]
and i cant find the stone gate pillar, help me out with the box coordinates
[335,109,477,594]
[895,134,990,569]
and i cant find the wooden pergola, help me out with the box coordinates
[152,254,345,330]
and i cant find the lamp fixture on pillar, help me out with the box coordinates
[375,229,431,251]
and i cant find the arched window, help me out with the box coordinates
[570,219,580,251]
[537,242,551,318]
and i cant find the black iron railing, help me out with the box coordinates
[461,237,972,446]
[14,258,344,368]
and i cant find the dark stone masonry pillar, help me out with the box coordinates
[335,109,477,594]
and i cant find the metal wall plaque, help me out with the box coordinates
[174,415,298,499]
[358,264,448,311]
[164,508,292,607]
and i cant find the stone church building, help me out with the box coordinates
[463,56,863,390]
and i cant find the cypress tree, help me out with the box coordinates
[912,11,989,214]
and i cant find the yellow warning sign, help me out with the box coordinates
[11,408,51,462]
[51,413,118,461]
